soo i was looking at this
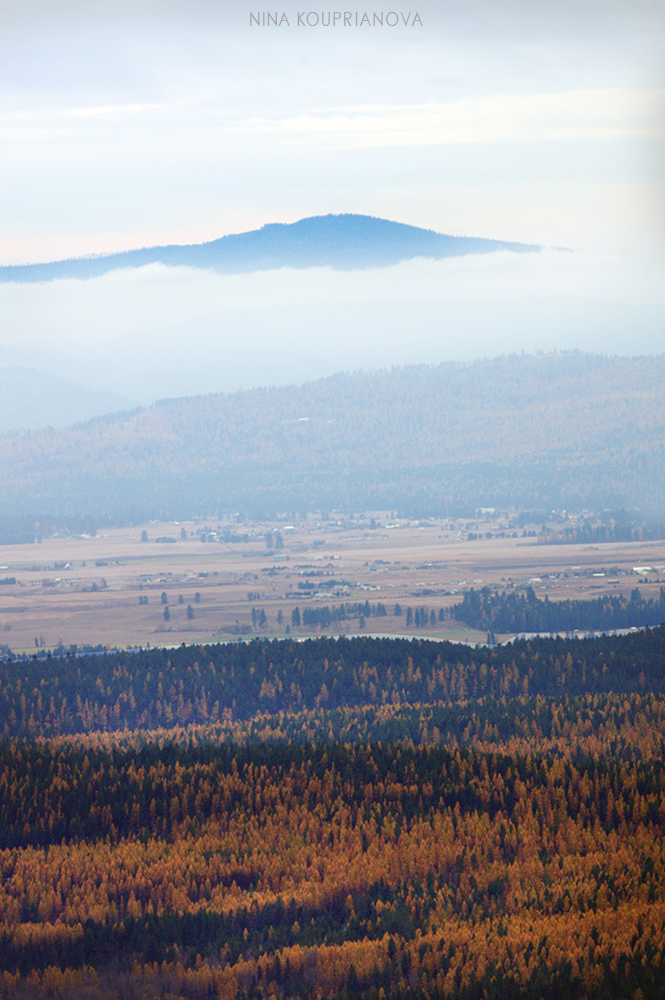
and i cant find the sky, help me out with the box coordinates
[0,0,664,410]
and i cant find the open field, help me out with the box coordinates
[1,513,664,653]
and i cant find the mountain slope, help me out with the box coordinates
[0,215,541,284]
[0,368,137,434]
[0,353,663,523]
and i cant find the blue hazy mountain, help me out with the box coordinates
[0,214,541,283]
[0,367,137,434]
[1,353,663,525]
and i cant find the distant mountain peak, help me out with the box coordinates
[0,214,541,284]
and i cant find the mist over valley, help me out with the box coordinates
[0,214,663,423]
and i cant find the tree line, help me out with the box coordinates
[452,586,665,634]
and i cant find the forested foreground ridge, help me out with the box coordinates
[3,630,665,739]
[1,352,665,522]
[0,629,665,999]
[1,739,665,1000]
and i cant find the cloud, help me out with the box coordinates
[264,89,665,149]
[1,0,663,266]
[1,248,663,403]
[4,88,662,149]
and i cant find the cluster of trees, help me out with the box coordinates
[539,518,665,545]
[26,687,665,768]
[2,629,665,739]
[0,739,663,998]
[2,354,665,523]
[3,724,665,851]
[297,603,389,629]
[452,586,665,634]
[406,607,444,627]
[287,603,481,633]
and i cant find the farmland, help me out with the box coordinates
[1,513,664,654]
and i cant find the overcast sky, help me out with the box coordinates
[1,0,663,263]
[0,0,664,405]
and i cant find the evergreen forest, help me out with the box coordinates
[451,586,665,634]
[1,628,665,998]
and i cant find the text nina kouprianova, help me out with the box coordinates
[250,11,423,27]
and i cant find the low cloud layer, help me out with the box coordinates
[1,249,663,407]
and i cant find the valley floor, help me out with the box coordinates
[1,516,663,654]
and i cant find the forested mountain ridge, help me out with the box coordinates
[0,214,539,283]
[1,352,664,521]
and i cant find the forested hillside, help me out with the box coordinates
[0,352,664,523]
[1,630,665,999]
[3,629,665,739]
